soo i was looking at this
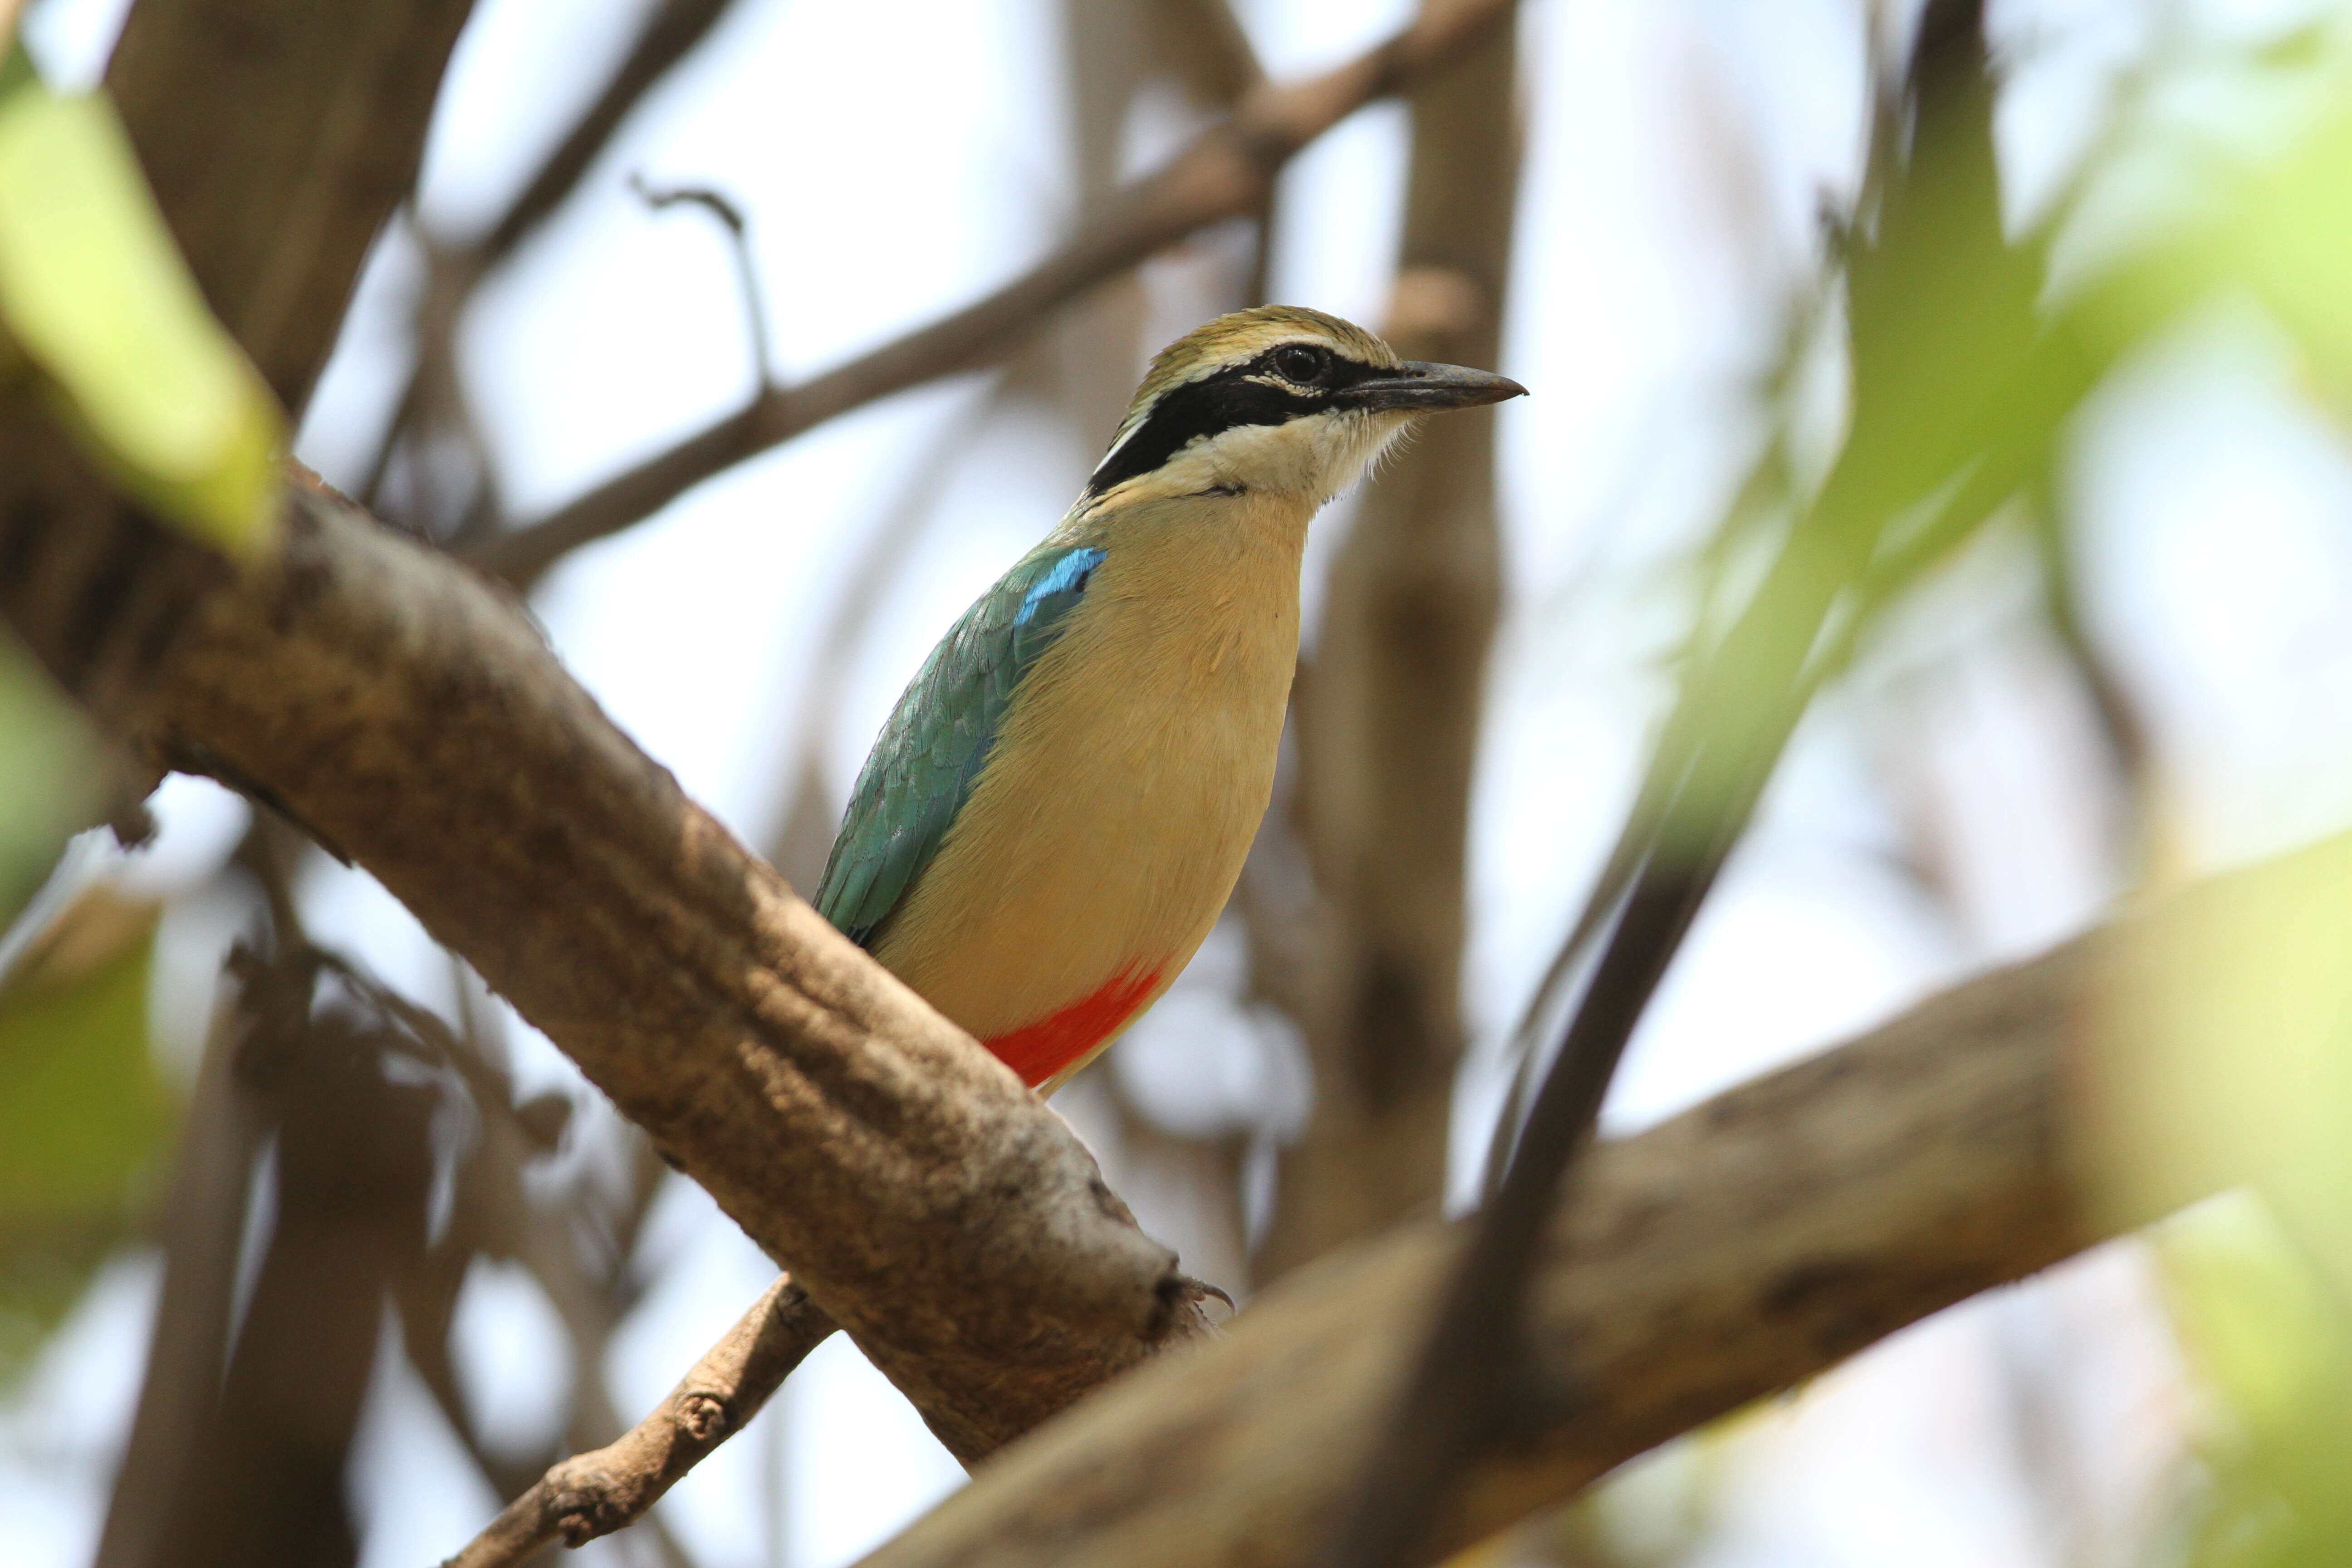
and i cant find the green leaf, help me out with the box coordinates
[0,33,32,98]
[2096,836,2352,1300]
[0,78,281,554]
[0,633,106,934]
[2159,1196,2352,1568]
[2234,101,2352,412]
[0,895,171,1380]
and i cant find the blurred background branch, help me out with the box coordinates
[1256,0,1518,1282]
[362,0,746,543]
[462,0,1514,590]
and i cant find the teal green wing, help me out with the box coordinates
[815,544,1107,947]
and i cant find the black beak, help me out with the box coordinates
[1338,360,1527,412]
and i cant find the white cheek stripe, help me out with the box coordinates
[1144,409,1407,501]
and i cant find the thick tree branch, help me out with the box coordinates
[463,0,1514,590]
[853,920,2116,1568]
[445,1275,837,1568]
[103,0,478,413]
[0,430,1211,1465]
[460,833,2314,1568]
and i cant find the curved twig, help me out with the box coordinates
[442,1276,838,1568]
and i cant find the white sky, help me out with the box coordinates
[10,0,2352,1565]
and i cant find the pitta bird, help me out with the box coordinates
[817,304,1524,1093]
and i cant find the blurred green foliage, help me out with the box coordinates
[2160,1197,2352,1568]
[0,636,105,934]
[2082,42,2352,1564]
[0,49,282,555]
[0,31,243,1380]
[0,34,287,928]
[2100,835,2352,1567]
[0,897,170,1380]
[1553,13,2352,1560]
[2101,835,2352,1295]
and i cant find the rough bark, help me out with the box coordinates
[104,0,478,413]
[0,434,1210,1466]
[1260,0,1519,1277]
[855,927,2099,1568]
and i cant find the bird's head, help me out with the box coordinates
[1082,305,1525,509]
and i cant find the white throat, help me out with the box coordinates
[1143,407,1415,502]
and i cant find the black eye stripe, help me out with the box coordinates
[1085,346,1388,497]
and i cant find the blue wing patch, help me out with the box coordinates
[815,544,1106,947]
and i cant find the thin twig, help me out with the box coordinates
[628,175,777,388]
[479,0,742,265]
[362,0,748,530]
[463,0,1516,591]
[442,1277,837,1568]
[397,970,709,1568]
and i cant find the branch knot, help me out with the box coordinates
[676,1391,731,1442]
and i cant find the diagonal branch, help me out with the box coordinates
[476,0,741,265]
[0,429,1212,1465]
[463,0,1514,590]
[843,901,2156,1568]
[462,784,2331,1568]
[1146,0,1264,105]
[444,1275,837,1568]
[363,0,748,537]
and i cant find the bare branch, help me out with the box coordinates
[853,919,2113,1568]
[365,0,747,537]
[477,0,741,265]
[0,430,1211,1465]
[1146,0,1264,105]
[99,939,449,1568]
[464,0,1516,590]
[627,175,777,387]
[444,1276,837,1568]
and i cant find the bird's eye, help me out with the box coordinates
[1272,344,1329,384]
